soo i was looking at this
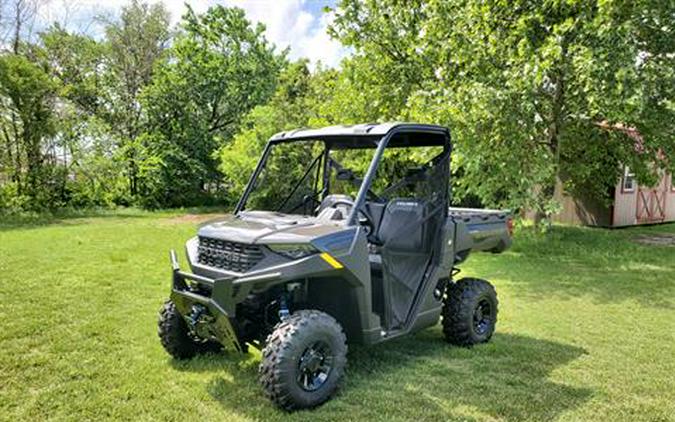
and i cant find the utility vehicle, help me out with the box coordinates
[158,123,512,410]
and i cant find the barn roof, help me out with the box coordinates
[596,121,645,152]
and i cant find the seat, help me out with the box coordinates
[377,199,430,251]
[317,194,354,214]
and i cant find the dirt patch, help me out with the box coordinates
[632,234,675,247]
[162,213,225,225]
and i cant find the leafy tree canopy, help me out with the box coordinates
[330,0,675,219]
[138,5,285,207]
[0,54,57,206]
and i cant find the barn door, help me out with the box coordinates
[636,177,667,223]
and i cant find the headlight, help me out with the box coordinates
[267,243,318,259]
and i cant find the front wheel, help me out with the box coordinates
[442,278,498,346]
[259,310,347,410]
[157,300,221,359]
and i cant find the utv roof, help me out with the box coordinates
[270,122,449,149]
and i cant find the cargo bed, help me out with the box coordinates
[449,207,513,255]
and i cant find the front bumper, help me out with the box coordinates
[169,250,245,352]
[168,237,350,352]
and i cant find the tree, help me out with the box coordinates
[102,0,171,197]
[330,0,675,224]
[327,0,432,121]
[40,24,105,114]
[36,26,112,205]
[221,59,445,209]
[0,54,56,205]
[138,5,284,207]
[220,60,314,203]
[0,1,172,211]
[0,0,41,54]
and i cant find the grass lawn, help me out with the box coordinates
[1,210,673,421]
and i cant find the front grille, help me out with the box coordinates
[197,236,264,273]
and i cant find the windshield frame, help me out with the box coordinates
[234,125,452,225]
[233,138,330,216]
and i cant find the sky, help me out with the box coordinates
[36,0,350,68]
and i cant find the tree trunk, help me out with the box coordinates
[535,66,566,231]
[2,126,16,183]
[128,151,137,197]
[25,134,42,199]
[10,115,24,194]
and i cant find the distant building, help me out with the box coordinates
[553,123,675,227]
[553,169,675,227]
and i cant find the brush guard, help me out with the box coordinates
[169,250,245,353]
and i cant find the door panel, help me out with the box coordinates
[369,147,450,331]
[379,199,436,329]
[636,177,667,223]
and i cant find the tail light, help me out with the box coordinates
[506,218,514,237]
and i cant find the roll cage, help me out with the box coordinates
[234,123,452,225]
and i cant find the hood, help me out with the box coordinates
[197,211,345,244]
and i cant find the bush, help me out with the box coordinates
[0,182,31,214]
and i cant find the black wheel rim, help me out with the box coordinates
[473,299,493,335]
[297,340,333,392]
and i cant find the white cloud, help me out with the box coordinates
[37,0,349,68]
[297,11,348,68]
[222,0,349,68]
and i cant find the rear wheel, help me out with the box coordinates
[259,310,347,410]
[157,300,221,359]
[442,278,498,346]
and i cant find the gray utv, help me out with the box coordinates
[158,123,513,410]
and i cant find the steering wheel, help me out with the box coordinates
[330,199,375,235]
[286,192,324,215]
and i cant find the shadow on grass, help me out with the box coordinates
[0,206,227,232]
[0,209,148,232]
[171,331,591,421]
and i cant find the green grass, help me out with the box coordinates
[1,212,674,421]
